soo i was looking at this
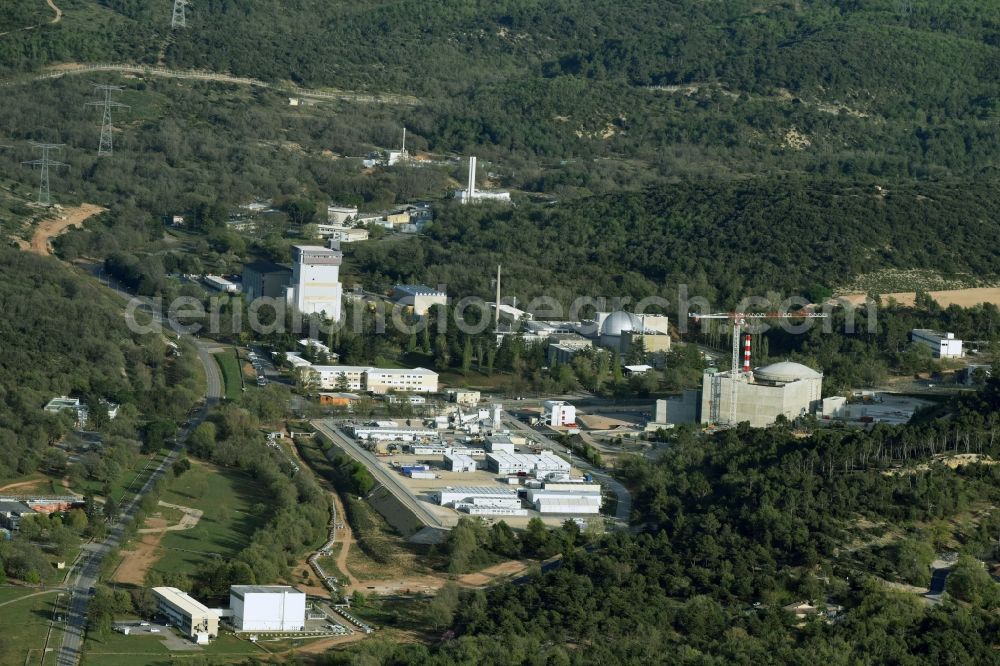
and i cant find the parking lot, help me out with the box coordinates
[112,622,202,651]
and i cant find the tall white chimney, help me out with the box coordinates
[466,156,477,202]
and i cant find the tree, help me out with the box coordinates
[103,496,119,522]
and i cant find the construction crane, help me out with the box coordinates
[688,311,829,426]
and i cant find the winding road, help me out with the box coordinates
[55,280,223,666]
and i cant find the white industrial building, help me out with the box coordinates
[289,245,343,321]
[393,284,447,315]
[543,401,576,427]
[328,226,370,243]
[203,275,240,293]
[486,451,571,477]
[911,329,964,358]
[447,388,481,406]
[455,500,528,517]
[437,486,519,507]
[445,451,477,472]
[532,494,601,514]
[152,587,219,642]
[349,424,439,442]
[230,585,306,632]
[485,434,517,453]
[700,361,823,428]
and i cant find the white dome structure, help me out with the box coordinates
[754,361,822,383]
[600,311,642,337]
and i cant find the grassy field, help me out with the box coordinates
[0,587,66,666]
[83,628,267,666]
[145,462,270,579]
[214,350,243,401]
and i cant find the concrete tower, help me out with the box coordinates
[289,245,343,321]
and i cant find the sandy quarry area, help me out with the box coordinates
[839,288,1000,309]
[27,203,106,256]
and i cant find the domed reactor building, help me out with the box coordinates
[699,361,823,428]
[593,311,671,358]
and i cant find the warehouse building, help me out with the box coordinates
[486,451,571,477]
[393,284,447,315]
[911,329,964,358]
[445,451,477,472]
[349,424,438,442]
[484,434,517,453]
[152,587,219,642]
[230,585,306,632]
[437,486,518,507]
[242,260,292,301]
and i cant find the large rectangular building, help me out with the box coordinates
[152,587,219,641]
[486,451,571,478]
[912,329,964,358]
[230,585,306,632]
[364,367,438,394]
[242,260,292,302]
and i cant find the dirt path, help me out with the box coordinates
[19,63,421,106]
[28,203,105,256]
[840,287,1000,309]
[329,491,361,589]
[0,478,47,493]
[0,589,61,608]
[46,0,62,23]
[137,500,202,534]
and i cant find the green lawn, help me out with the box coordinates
[83,629,266,666]
[0,587,66,666]
[214,350,243,401]
[146,463,270,579]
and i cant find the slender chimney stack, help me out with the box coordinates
[743,334,752,374]
[467,156,477,201]
[495,264,501,327]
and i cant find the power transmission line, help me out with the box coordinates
[85,85,129,156]
[21,143,67,207]
[171,0,190,29]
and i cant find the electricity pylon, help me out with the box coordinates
[85,85,129,157]
[22,143,67,207]
[171,0,190,29]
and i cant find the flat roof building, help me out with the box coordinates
[912,329,964,358]
[393,284,447,316]
[242,260,293,302]
[291,245,343,321]
[445,451,477,472]
[486,451,571,478]
[437,486,519,507]
[152,587,219,641]
[230,585,305,632]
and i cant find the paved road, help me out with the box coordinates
[501,412,632,523]
[311,421,446,529]
[56,280,223,666]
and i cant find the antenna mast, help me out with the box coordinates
[85,85,129,156]
[171,0,189,29]
[22,143,67,207]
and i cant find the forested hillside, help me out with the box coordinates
[0,248,200,480]
[327,380,1000,665]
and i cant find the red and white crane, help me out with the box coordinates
[688,311,829,426]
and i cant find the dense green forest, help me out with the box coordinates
[327,379,1000,665]
[0,247,200,480]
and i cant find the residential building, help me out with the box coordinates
[242,261,293,302]
[393,284,447,316]
[152,587,219,642]
[230,585,305,632]
[912,329,964,358]
[290,245,343,321]
[364,367,439,394]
